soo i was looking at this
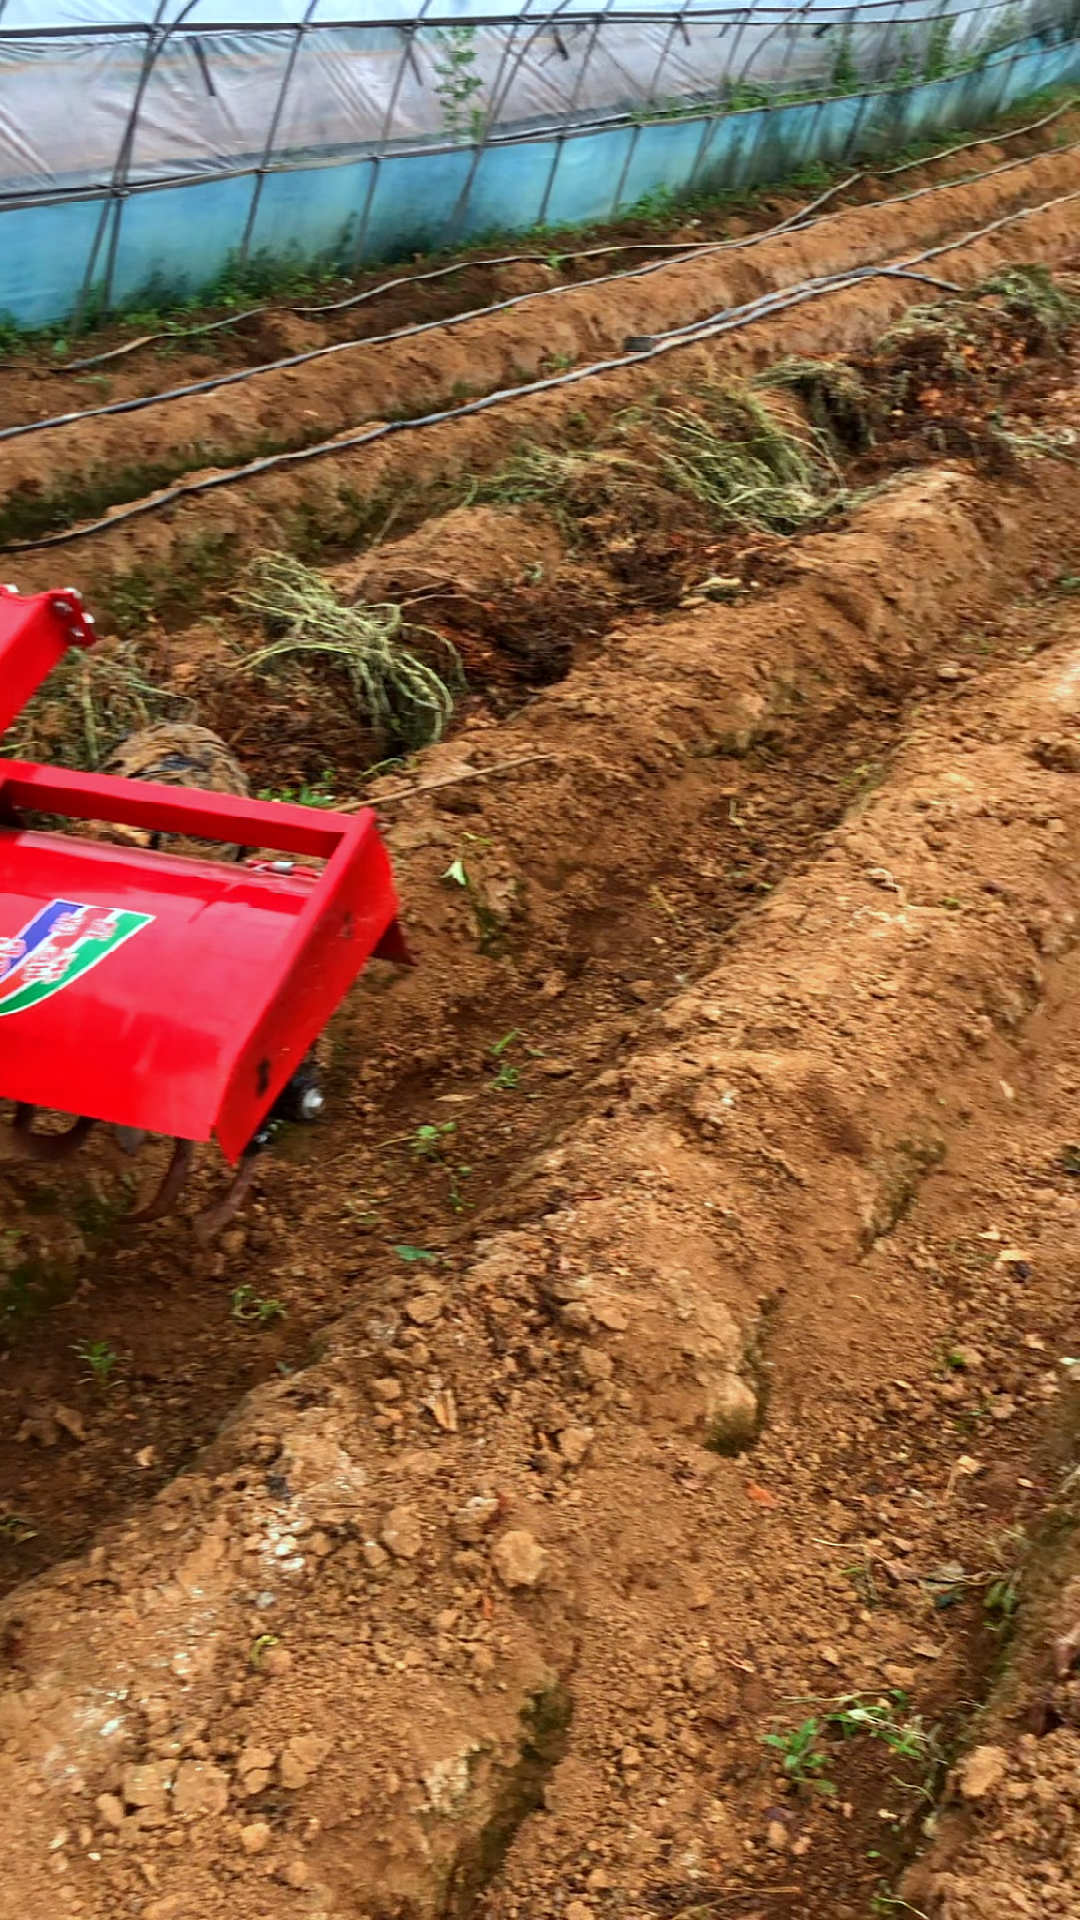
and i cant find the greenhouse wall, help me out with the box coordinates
[1,2,1078,330]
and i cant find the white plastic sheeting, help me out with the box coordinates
[0,0,1017,199]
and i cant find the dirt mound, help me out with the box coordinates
[333,506,566,604]
[2,452,1080,1918]
[4,133,1080,1920]
[5,139,1080,578]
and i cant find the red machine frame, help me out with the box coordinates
[0,585,406,1216]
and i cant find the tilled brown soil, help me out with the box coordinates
[4,460,1080,1920]
[3,98,1077,438]
[2,125,1080,596]
[2,151,1080,1920]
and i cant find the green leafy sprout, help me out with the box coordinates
[73,1339,119,1389]
[230,1285,287,1325]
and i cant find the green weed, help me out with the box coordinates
[73,1338,119,1389]
[230,1285,287,1325]
[764,1690,942,1799]
[411,1120,458,1161]
[433,25,487,145]
[258,769,339,808]
[762,1716,836,1793]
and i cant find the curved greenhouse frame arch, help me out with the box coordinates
[0,0,1078,326]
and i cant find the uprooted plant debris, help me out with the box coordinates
[5,269,1076,797]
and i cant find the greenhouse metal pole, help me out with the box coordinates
[476,0,594,168]
[841,5,891,165]
[70,9,166,336]
[731,2,811,190]
[439,0,590,244]
[479,0,608,157]
[722,0,764,100]
[238,0,322,271]
[536,5,615,229]
[443,15,526,241]
[444,10,537,243]
[683,4,756,199]
[97,0,204,321]
[609,120,642,216]
[351,0,437,268]
[641,1,694,111]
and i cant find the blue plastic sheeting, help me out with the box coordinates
[2,39,1078,328]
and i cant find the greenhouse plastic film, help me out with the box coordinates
[0,0,1078,326]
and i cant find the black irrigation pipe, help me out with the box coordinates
[630,260,964,348]
[48,165,866,376]
[4,184,1076,560]
[6,133,1077,451]
[36,86,1080,379]
[48,242,799,376]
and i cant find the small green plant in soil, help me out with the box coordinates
[73,1338,119,1389]
[762,1716,837,1793]
[0,1513,37,1543]
[871,1887,930,1918]
[489,1029,526,1091]
[411,1120,458,1161]
[249,1633,279,1669]
[984,1567,1022,1630]
[258,769,338,807]
[764,1690,941,1798]
[827,1692,937,1767]
[405,1120,471,1213]
[230,1285,287,1325]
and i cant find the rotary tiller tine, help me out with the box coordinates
[128,1137,196,1224]
[10,1105,95,1163]
[191,1156,261,1249]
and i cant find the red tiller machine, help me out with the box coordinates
[0,584,407,1240]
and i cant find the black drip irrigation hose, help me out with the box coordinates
[633,261,964,348]
[34,89,1080,381]
[5,133,1079,455]
[4,183,1077,560]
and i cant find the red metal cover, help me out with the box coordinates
[0,586,96,734]
[0,765,402,1160]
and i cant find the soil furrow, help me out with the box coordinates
[1,135,1080,1920]
[5,96,1074,437]
[2,143,1080,556]
[1,449,1079,1919]
[3,185,1076,596]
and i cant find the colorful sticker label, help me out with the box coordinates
[0,899,154,1018]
